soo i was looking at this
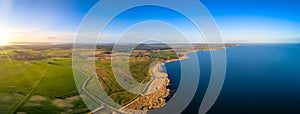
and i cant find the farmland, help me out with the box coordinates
[0,43,229,113]
[0,44,179,113]
[95,57,156,106]
[0,45,89,114]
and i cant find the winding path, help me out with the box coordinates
[77,67,126,114]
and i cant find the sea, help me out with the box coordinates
[165,44,300,114]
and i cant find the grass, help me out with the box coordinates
[0,44,181,113]
[32,58,77,98]
[16,96,89,114]
[109,91,138,105]
[0,48,89,114]
[0,57,48,113]
[0,93,24,114]
[129,58,154,83]
[149,50,179,60]
[95,57,156,106]
[16,58,89,114]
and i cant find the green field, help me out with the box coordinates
[0,57,49,114]
[149,50,179,60]
[95,55,167,106]
[0,47,89,114]
[16,58,89,114]
[0,44,181,113]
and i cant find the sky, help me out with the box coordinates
[0,0,299,44]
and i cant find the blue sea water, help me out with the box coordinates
[165,44,300,114]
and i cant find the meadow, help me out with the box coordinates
[0,45,89,114]
[95,57,156,106]
[0,44,186,113]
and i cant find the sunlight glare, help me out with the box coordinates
[0,30,10,46]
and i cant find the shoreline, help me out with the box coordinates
[121,51,200,112]
[122,63,170,112]
[165,46,228,63]
[120,46,229,112]
[165,52,190,63]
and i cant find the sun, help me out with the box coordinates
[0,30,10,46]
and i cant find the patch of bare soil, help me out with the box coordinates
[29,95,47,102]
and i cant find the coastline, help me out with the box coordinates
[122,63,170,111]
[165,52,190,63]
[120,46,230,112]
[121,51,199,112]
[165,46,229,63]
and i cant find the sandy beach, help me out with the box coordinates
[165,53,189,63]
